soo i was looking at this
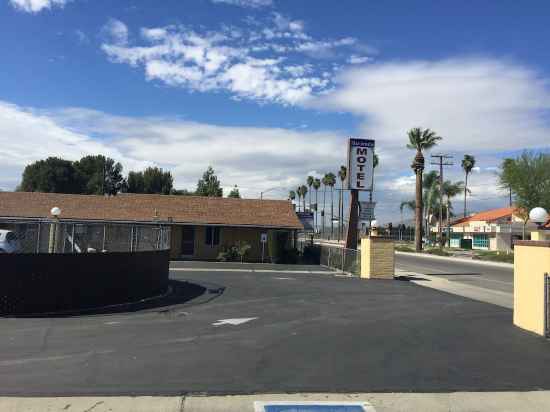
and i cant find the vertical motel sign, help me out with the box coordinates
[348,138,375,191]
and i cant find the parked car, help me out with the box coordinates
[0,230,20,253]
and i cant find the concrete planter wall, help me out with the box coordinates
[0,250,169,315]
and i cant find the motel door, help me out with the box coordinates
[181,227,195,256]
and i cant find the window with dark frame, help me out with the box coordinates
[205,227,221,247]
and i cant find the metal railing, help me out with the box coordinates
[0,219,171,254]
[320,244,361,276]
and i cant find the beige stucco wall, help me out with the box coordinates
[169,225,293,261]
[531,230,550,241]
[360,237,395,279]
[513,242,550,336]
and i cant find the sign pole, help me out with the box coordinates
[345,189,359,249]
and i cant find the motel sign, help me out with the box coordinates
[347,138,375,191]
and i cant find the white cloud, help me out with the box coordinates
[347,55,370,65]
[9,0,69,12]
[322,58,550,152]
[100,16,368,105]
[211,0,273,8]
[101,18,129,46]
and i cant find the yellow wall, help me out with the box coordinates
[513,243,550,336]
[531,230,550,241]
[360,236,395,279]
[169,225,293,261]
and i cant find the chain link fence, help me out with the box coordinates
[320,244,360,276]
[0,219,171,254]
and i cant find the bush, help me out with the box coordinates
[217,241,252,263]
[302,245,320,264]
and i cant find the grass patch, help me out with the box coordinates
[423,248,451,256]
[473,250,514,264]
[395,245,415,253]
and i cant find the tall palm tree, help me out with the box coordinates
[423,170,440,244]
[321,175,328,236]
[442,180,465,247]
[369,152,380,204]
[288,190,296,210]
[300,184,308,213]
[324,172,336,239]
[306,176,314,212]
[407,127,442,252]
[461,154,476,217]
[337,166,347,241]
[312,178,321,232]
[296,186,302,212]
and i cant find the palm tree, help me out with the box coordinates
[321,175,328,236]
[461,154,476,217]
[300,184,308,213]
[442,180,466,247]
[324,172,336,239]
[288,190,296,210]
[369,152,380,203]
[296,186,303,212]
[407,127,442,251]
[423,171,439,244]
[337,166,347,241]
[306,176,314,212]
[312,178,321,232]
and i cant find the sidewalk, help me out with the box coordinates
[3,392,550,411]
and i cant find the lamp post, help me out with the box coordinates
[48,207,61,253]
[529,207,549,233]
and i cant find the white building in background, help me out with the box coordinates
[449,207,536,251]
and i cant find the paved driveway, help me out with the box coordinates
[0,262,548,396]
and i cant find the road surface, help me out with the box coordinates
[396,253,513,293]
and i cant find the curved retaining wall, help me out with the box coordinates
[0,250,170,315]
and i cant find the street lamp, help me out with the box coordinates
[529,207,549,228]
[48,206,61,253]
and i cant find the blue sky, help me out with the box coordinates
[1,0,550,222]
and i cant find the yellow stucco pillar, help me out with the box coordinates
[360,236,395,279]
[513,240,550,336]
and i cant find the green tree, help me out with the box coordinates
[407,128,442,251]
[127,171,145,193]
[228,185,241,198]
[337,166,347,240]
[306,175,314,211]
[196,166,223,197]
[20,157,83,194]
[312,178,321,231]
[300,184,308,213]
[461,154,476,217]
[143,167,173,194]
[74,155,125,196]
[499,152,550,238]
[501,158,514,207]
[324,172,336,238]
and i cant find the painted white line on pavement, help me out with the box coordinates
[171,268,339,275]
[212,317,258,326]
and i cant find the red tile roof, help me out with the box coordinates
[0,192,303,229]
[452,207,516,226]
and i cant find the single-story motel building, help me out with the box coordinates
[0,192,303,261]
[447,207,544,252]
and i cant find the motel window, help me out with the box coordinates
[473,234,489,248]
[205,227,220,247]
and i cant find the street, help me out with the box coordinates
[0,261,548,397]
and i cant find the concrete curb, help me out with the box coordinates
[3,392,550,412]
[395,251,514,269]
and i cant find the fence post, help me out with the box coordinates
[71,224,75,253]
[328,247,332,268]
[36,222,41,253]
[342,248,345,272]
[130,226,135,252]
[102,225,107,251]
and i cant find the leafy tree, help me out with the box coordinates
[196,166,223,197]
[127,171,145,193]
[20,157,83,194]
[143,167,173,194]
[74,155,125,196]
[442,180,465,246]
[499,152,550,238]
[228,185,241,198]
[296,186,303,212]
[406,127,442,251]
[461,154,476,217]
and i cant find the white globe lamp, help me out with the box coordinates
[529,207,549,227]
[50,207,62,218]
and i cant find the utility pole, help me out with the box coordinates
[430,154,454,248]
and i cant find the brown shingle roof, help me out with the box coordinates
[0,192,303,229]
[451,207,516,226]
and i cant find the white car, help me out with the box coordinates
[0,230,20,253]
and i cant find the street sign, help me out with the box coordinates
[260,233,268,243]
[359,201,376,221]
[347,138,375,191]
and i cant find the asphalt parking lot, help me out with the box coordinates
[0,261,549,396]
